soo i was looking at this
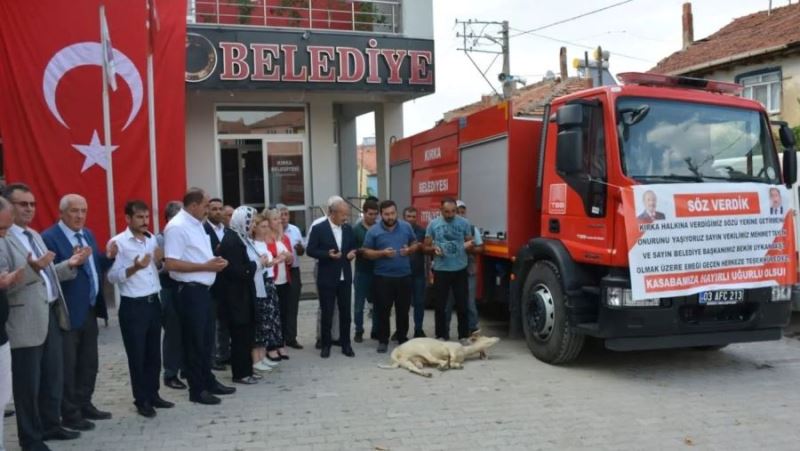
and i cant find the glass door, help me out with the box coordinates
[265,137,307,230]
[219,138,266,209]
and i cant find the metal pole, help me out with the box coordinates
[146,53,160,233]
[501,20,511,98]
[100,4,116,237]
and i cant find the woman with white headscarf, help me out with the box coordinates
[217,206,269,384]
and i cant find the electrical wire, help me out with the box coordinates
[509,27,655,63]
[510,0,636,38]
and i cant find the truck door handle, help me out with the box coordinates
[548,218,560,234]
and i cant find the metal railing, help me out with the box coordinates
[188,0,401,34]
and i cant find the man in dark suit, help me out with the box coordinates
[637,190,666,223]
[42,194,115,430]
[203,198,229,370]
[306,197,357,358]
[1,184,90,451]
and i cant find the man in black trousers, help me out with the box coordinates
[306,197,357,358]
[107,200,174,417]
[163,188,234,405]
[203,198,229,370]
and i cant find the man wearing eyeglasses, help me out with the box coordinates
[1,184,90,451]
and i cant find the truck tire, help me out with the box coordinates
[693,345,728,351]
[521,260,584,364]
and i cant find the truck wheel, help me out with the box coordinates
[521,261,584,364]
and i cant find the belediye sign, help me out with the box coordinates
[186,26,434,92]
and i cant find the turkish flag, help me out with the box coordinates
[0,0,186,247]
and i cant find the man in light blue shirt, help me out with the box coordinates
[446,201,484,335]
[423,198,475,340]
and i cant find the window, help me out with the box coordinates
[738,69,781,114]
[216,107,305,135]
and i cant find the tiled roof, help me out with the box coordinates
[651,3,800,75]
[442,77,592,122]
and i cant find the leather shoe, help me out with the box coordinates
[211,362,226,371]
[342,346,355,357]
[354,332,363,343]
[189,391,221,405]
[62,417,94,431]
[135,402,156,418]
[164,376,187,390]
[315,339,322,350]
[23,442,52,451]
[81,404,112,420]
[377,343,388,353]
[320,345,331,358]
[151,396,174,409]
[287,341,303,349]
[210,383,236,396]
[414,330,426,338]
[43,426,80,441]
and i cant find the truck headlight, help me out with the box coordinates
[606,287,660,307]
[771,285,792,302]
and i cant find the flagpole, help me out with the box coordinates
[147,52,160,233]
[100,4,116,237]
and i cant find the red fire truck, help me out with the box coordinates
[390,72,798,364]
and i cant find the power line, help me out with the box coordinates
[509,27,655,63]
[511,0,636,38]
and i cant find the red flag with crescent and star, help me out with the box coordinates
[0,0,186,246]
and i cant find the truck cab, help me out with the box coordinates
[516,72,798,363]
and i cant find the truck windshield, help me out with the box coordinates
[616,97,780,184]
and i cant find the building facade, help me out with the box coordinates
[185,0,434,229]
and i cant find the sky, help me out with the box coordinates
[356,0,791,142]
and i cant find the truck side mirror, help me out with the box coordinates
[557,130,584,174]
[783,149,797,186]
[779,124,796,148]
[556,104,584,128]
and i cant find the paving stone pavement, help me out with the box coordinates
[5,304,800,451]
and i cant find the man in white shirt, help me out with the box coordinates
[276,203,304,349]
[163,188,232,406]
[108,200,174,418]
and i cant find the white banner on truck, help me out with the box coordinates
[621,183,797,300]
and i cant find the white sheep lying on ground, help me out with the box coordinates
[378,331,500,377]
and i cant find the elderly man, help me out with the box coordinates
[2,184,90,450]
[276,204,304,349]
[108,200,174,418]
[307,197,357,358]
[164,188,233,405]
[158,201,186,390]
[310,196,343,349]
[42,194,115,430]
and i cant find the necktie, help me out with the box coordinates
[23,230,59,300]
[75,232,97,304]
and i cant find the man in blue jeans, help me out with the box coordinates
[403,206,427,338]
[352,200,378,343]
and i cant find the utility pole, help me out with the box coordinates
[456,19,522,99]
[500,20,511,98]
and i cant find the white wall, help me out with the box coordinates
[375,102,404,198]
[703,54,800,126]
[185,90,405,208]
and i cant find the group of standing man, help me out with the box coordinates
[0,184,114,451]
[310,196,483,357]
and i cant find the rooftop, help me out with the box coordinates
[651,2,800,75]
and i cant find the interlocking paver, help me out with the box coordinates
[3,304,800,450]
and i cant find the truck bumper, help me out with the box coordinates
[575,288,791,351]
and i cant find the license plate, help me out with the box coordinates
[698,290,744,305]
